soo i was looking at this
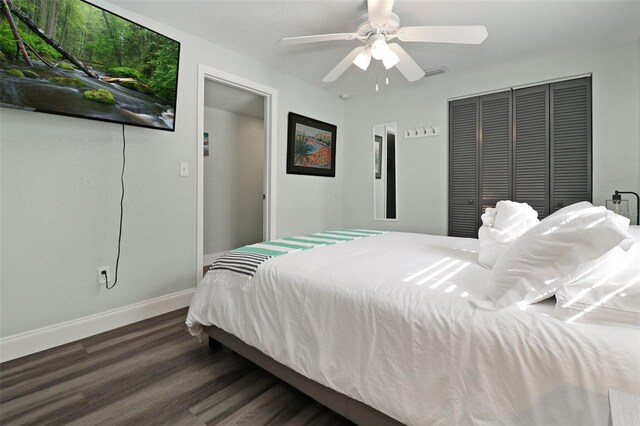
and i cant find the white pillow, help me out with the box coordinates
[486,206,633,309]
[542,201,593,222]
[476,201,592,273]
[546,202,633,249]
[555,243,640,329]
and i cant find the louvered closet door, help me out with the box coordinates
[449,97,479,238]
[480,91,512,214]
[550,78,592,212]
[513,85,550,218]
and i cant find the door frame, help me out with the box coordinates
[372,122,399,222]
[196,64,278,283]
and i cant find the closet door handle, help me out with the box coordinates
[556,201,564,207]
[468,199,474,205]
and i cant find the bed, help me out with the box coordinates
[186,231,640,425]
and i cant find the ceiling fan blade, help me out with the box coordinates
[397,26,488,44]
[388,43,424,82]
[367,0,395,26]
[279,33,358,45]
[322,46,367,83]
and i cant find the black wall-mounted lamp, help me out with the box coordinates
[606,190,640,225]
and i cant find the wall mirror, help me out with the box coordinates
[373,122,398,221]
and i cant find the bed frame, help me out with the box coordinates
[205,325,404,425]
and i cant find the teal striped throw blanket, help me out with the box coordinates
[209,230,384,288]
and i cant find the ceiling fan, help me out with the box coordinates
[279,0,488,84]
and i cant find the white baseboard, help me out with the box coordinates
[203,251,224,266]
[0,288,195,363]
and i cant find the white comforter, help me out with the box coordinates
[186,232,640,425]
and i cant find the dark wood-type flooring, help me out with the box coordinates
[0,308,354,426]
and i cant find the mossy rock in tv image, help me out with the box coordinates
[7,69,24,78]
[56,62,76,70]
[119,79,154,95]
[23,70,38,79]
[83,89,116,105]
[0,51,6,61]
[49,77,85,88]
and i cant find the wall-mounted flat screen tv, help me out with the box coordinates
[0,0,180,131]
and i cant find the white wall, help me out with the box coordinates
[203,107,263,255]
[0,0,344,338]
[342,41,640,235]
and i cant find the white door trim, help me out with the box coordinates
[196,64,278,284]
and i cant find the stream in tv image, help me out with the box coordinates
[0,0,179,130]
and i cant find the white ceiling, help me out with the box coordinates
[204,80,264,119]
[112,1,640,98]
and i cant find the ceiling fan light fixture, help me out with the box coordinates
[382,49,400,69]
[353,48,372,70]
[369,34,389,60]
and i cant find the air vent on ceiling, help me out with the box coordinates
[423,65,449,78]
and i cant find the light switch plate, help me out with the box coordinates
[179,162,189,177]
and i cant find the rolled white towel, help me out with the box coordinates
[478,226,512,268]
[481,207,497,227]
[493,200,539,239]
[478,201,540,269]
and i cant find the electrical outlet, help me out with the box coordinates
[97,266,110,285]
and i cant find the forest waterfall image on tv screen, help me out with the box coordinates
[0,0,180,131]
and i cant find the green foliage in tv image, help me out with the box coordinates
[0,0,180,130]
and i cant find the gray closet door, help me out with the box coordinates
[480,91,512,214]
[449,97,479,238]
[448,77,591,235]
[550,78,592,212]
[513,85,550,218]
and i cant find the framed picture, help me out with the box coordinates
[374,135,382,179]
[287,112,337,177]
[203,132,209,156]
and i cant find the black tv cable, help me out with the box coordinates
[106,125,125,290]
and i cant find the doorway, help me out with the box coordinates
[197,65,278,283]
[202,81,264,270]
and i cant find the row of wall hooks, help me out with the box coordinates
[403,126,440,139]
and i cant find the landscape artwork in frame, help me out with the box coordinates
[287,112,337,177]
